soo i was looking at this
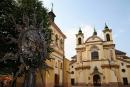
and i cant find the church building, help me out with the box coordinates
[70,24,130,87]
[16,6,71,87]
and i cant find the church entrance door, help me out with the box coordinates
[93,74,101,87]
[55,74,59,87]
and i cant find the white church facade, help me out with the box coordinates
[70,24,130,87]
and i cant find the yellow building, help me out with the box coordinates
[70,24,130,87]
[16,9,67,87]
[39,9,67,87]
[43,10,66,87]
[63,58,71,87]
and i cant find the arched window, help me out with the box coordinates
[122,69,126,73]
[78,38,82,45]
[106,34,110,41]
[91,51,99,60]
[90,45,99,60]
[71,71,74,74]
[55,34,58,45]
[60,39,63,48]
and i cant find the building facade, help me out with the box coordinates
[63,58,71,87]
[16,9,69,87]
[70,24,130,87]
[44,9,66,87]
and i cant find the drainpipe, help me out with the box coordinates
[62,55,65,87]
[62,43,65,87]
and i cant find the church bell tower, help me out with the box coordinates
[75,28,84,63]
[48,3,56,22]
[103,23,116,61]
[103,23,113,43]
[76,28,84,46]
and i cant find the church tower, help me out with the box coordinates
[103,23,113,43]
[76,28,84,46]
[103,23,116,61]
[75,28,84,63]
[48,3,56,22]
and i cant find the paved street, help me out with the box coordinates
[72,86,87,87]
[72,86,101,87]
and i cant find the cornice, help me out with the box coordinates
[117,58,130,63]
[51,22,66,39]
[101,64,119,69]
[75,66,90,70]
[52,48,64,57]
[75,47,86,51]
[126,65,130,68]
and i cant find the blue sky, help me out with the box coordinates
[42,0,130,59]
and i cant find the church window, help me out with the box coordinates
[91,51,99,60]
[78,37,82,45]
[55,34,58,45]
[122,69,126,73]
[71,78,75,85]
[60,39,63,48]
[71,71,74,74]
[88,77,90,80]
[106,34,110,41]
[121,63,124,66]
[72,66,73,68]
[90,45,99,60]
[123,77,128,85]
[103,76,105,80]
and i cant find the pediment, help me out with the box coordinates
[85,35,103,43]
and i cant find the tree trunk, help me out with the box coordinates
[11,79,16,87]
[23,68,36,87]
